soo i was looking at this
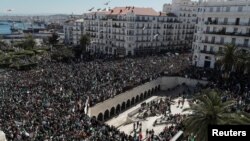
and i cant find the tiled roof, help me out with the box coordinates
[87,7,177,17]
[108,7,159,16]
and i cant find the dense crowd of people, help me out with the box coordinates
[1,51,249,141]
[159,114,185,141]
[0,53,191,141]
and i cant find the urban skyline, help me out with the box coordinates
[0,0,250,141]
[0,0,178,15]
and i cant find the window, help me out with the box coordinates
[206,27,210,32]
[207,17,212,23]
[210,7,213,12]
[220,37,224,44]
[244,39,249,46]
[205,56,211,60]
[232,38,236,44]
[216,7,220,12]
[238,6,243,12]
[233,28,238,33]
[205,36,208,42]
[211,37,215,43]
[204,45,207,51]
[224,18,228,24]
[235,18,240,25]
[226,7,230,12]
[213,27,217,32]
[210,46,214,52]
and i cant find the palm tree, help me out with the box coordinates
[217,44,239,73]
[183,89,250,141]
[240,51,250,74]
[245,54,250,74]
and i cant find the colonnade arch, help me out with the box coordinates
[95,85,161,121]
[104,110,109,121]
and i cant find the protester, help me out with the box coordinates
[0,53,190,141]
[1,51,249,141]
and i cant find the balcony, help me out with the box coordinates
[116,39,125,42]
[204,31,250,37]
[112,24,122,28]
[135,19,150,22]
[201,41,250,50]
[111,19,127,21]
[200,50,216,55]
[235,44,250,50]
[135,33,151,36]
[205,21,250,26]
[201,40,218,44]
[136,40,151,42]
[113,32,125,35]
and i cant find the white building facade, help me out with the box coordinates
[64,19,84,45]
[193,0,250,68]
[163,0,198,51]
[84,7,191,56]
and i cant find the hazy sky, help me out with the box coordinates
[0,0,173,15]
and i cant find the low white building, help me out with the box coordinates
[64,19,84,45]
[84,7,192,56]
[193,0,250,68]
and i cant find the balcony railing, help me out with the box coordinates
[204,31,250,37]
[201,41,250,49]
[205,21,250,26]
[200,50,216,55]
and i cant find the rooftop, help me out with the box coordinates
[109,7,158,16]
[88,7,177,17]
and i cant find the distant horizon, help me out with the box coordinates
[0,13,74,16]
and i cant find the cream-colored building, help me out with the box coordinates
[64,19,84,45]
[163,0,198,52]
[84,7,192,56]
[193,0,250,68]
[163,0,198,24]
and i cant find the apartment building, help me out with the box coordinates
[64,18,84,45]
[84,7,191,56]
[163,0,198,51]
[193,0,250,68]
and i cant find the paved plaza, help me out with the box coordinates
[106,87,193,139]
[117,97,190,137]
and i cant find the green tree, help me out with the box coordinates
[79,34,90,53]
[0,36,7,48]
[51,46,74,62]
[238,51,250,74]
[21,35,36,50]
[183,89,250,141]
[244,53,250,74]
[49,32,59,45]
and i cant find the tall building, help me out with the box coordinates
[163,0,198,51]
[163,0,198,23]
[64,18,84,45]
[84,7,190,56]
[193,0,250,68]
